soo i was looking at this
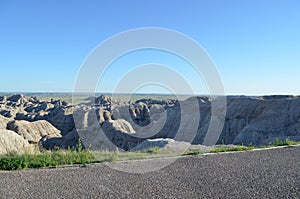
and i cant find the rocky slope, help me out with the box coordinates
[1,94,300,152]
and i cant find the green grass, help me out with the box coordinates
[182,150,205,156]
[92,147,179,162]
[0,146,176,171]
[208,145,254,153]
[0,149,94,170]
[183,146,254,156]
[1,138,299,171]
[0,140,96,170]
[273,137,298,146]
[183,137,300,156]
[262,138,300,149]
[136,147,161,153]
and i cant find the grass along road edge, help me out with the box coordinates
[0,138,300,171]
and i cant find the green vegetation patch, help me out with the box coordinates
[1,138,299,171]
[0,149,94,171]
[182,150,206,156]
[273,137,298,146]
[208,146,254,153]
[0,147,176,171]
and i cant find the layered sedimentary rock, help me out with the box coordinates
[1,94,300,152]
[112,95,300,146]
[149,96,300,146]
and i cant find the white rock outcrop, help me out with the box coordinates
[0,130,30,155]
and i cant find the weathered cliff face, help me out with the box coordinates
[110,95,300,146]
[229,96,300,145]
[144,96,300,146]
[1,94,300,152]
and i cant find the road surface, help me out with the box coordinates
[0,146,299,198]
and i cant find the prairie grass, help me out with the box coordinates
[1,138,299,171]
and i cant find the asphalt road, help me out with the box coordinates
[0,146,299,198]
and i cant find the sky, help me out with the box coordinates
[0,0,299,95]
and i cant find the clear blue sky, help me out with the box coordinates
[1,0,299,95]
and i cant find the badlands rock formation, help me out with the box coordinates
[0,129,30,155]
[105,95,300,147]
[7,120,61,143]
[1,94,300,153]
[0,115,11,129]
[144,95,300,146]
[40,129,79,150]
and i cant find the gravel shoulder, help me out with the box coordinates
[0,145,299,198]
